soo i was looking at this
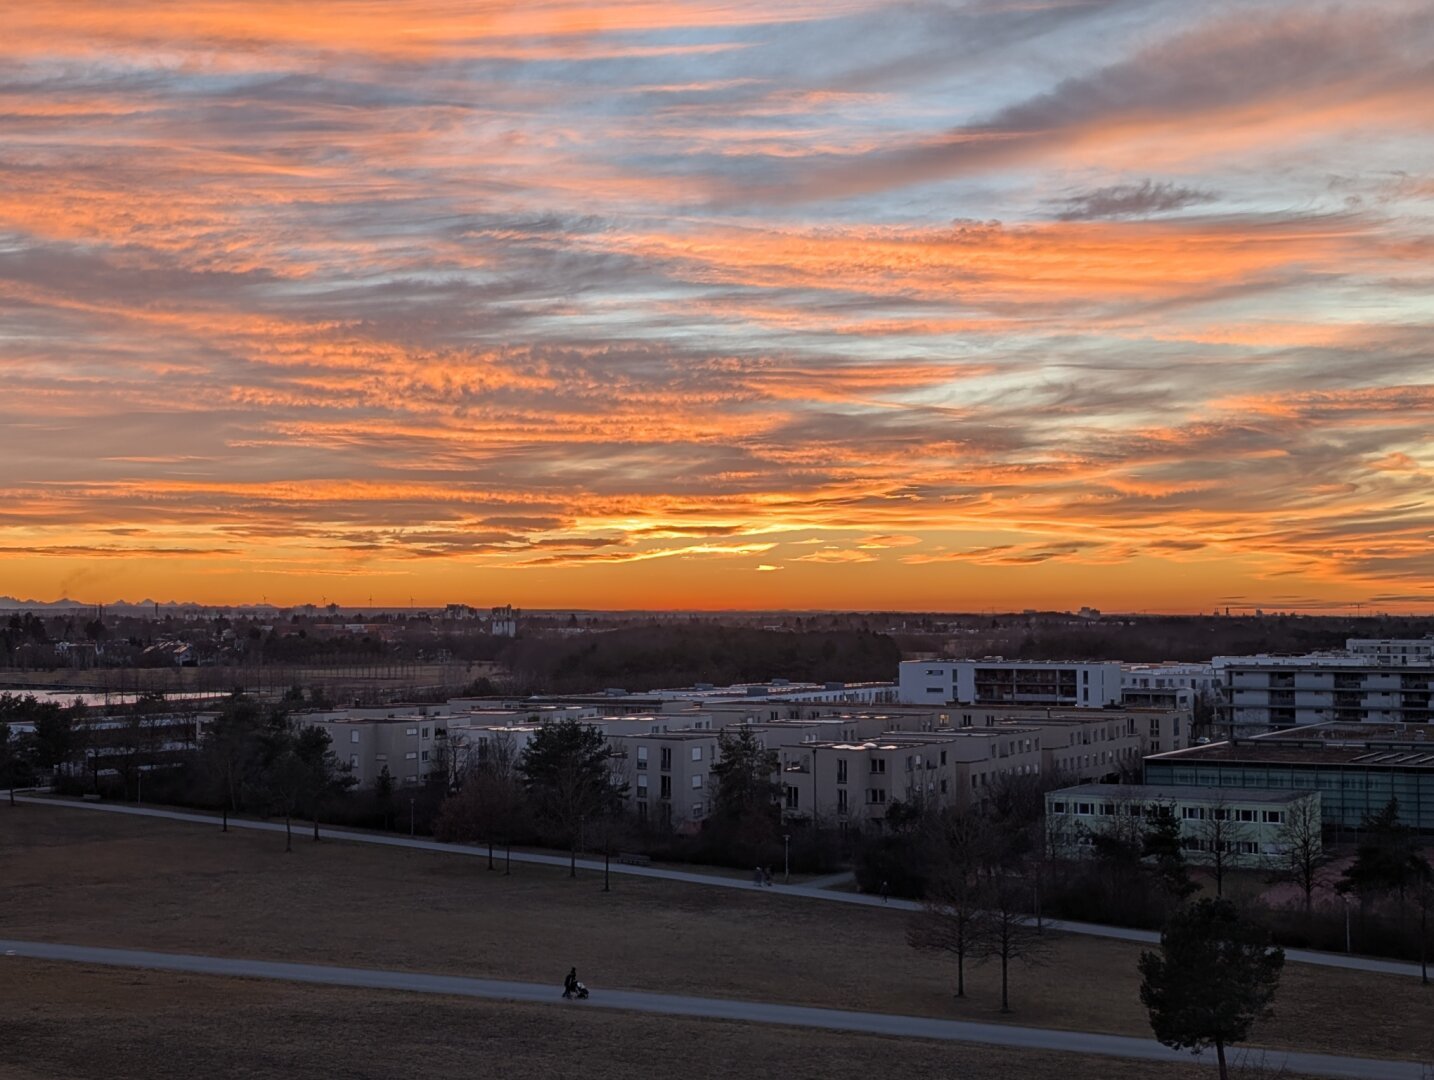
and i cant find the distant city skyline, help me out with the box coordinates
[3,2,1432,612]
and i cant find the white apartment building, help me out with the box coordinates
[1214,653,1434,734]
[780,727,1048,827]
[607,730,720,831]
[304,714,449,788]
[1119,662,1219,712]
[1045,784,1320,870]
[1346,638,1434,664]
[898,659,1122,708]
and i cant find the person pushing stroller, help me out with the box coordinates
[562,967,589,1000]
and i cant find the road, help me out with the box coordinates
[8,793,1427,979]
[0,939,1422,1079]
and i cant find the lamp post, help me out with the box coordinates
[783,833,791,884]
[1342,894,1352,955]
[409,796,415,837]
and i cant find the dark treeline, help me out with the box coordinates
[502,624,901,693]
[901,614,1434,664]
[875,772,1434,974]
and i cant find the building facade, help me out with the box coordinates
[1145,724,1434,830]
[607,730,720,830]
[898,659,1123,708]
[1214,653,1434,734]
[1045,783,1320,869]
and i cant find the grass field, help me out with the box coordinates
[0,960,1314,1080]
[2,803,1429,1065]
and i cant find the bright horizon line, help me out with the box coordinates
[3,595,1424,618]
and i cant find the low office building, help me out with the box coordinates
[1145,724,1434,830]
[1045,783,1320,869]
[898,658,1123,708]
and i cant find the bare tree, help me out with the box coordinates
[1198,796,1251,898]
[908,862,985,997]
[264,744,309,853]
[1273,797,1325,914]
[0,720,22,805]
[434,732,524,870]
[970,877,1052,1013]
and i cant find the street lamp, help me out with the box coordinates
[409,796,416,838]
[783,833,791,884]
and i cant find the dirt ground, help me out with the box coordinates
[2,803,1430,1064]
[0,960,1314,1080]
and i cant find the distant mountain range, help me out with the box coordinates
[0,597,254,613]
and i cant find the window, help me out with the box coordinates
[940,750,947,766]
[1263,810,1285,824]
[420,750,429,762]
[940,779,948,795]
[870,758,886,774]
[868,789,887,805]
[406,727,418,737]
[637,746,648,770]
[837,789,848,813]
[1075,802,1093,815]
[1238,841,1259,855]
[905,756,914,772]
[1051,801,1067,814]
[660,776,672,799]
[692,774,703,789]
[637,802,648,821]
[691,746,703,761]
[405,751,417,761]
[1181,806,1204,820]
[1101,803,1116,816]
[692,802,704,819]
[1211,808,1229,821]
[350,730,360,744]
[660,748,672,770]
[785,786,799,809]
[349,754,358,768]
[1236,809,1257,823]
[836,759,848,784]
[421,727,429,738]
[637,775,648,792]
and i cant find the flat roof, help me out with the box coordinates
[1050,783,1313,804]
[1148,741,1434,768]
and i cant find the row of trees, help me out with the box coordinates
[433,724,793,884]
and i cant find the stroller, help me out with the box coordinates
[562,976,589,1000]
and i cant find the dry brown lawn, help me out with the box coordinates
[0,960,1308,1080]
[1,803,1428,1064]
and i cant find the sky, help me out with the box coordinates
[2,0,1432,613]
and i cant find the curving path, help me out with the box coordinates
[1,939,1421,1080]
[6,793,1426,979]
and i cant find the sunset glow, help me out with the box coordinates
[3,0,1432,611]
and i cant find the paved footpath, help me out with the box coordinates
[0,939,1421,1080]
[9,794,1426,980]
